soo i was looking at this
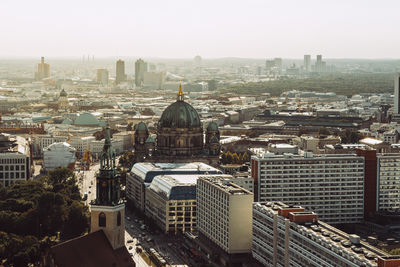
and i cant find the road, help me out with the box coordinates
[124,210,192,267]
[125,229,151,267]
[76,162,100,206]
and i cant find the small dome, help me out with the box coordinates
[74,113,104,126]
[60,89,67,97]
[159,101,201,128]
[207,122,219,131]
[135,122,148,132]
[61,118,73,125]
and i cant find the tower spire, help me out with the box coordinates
[177,83,184,101]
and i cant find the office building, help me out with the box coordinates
[252,202,400,267]
[145,174,198,234]
[304,55,311,72]
[0,133,30,186]
[115,59,126,85]
[127,162,221,211]
[274,58,282,73]
[393,73,400,122]
[197,175,253,254]
[251,149,364,224]
[135,58,148,87]
[96,69,109,84]
[315,54,326,73]
[35,56,50,80]
[377,154,400,212]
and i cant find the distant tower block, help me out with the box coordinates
[116,59,126,85]
[35,57,50,80]
[393,73,400,122]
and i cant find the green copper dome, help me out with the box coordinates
[60,89,67,97]
[135,122,148,132]
[207,122,219,131]
[159,101,201,128]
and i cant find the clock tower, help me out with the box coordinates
[90,126,125,250]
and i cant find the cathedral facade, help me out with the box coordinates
[134,85,220,165]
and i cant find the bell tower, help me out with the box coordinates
[90,126,125,250]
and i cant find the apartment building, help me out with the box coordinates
[251,149,365,224]
[252,202,400,267]
[0,133,30,186]
[377,154,400,212]
[197,175,253,254]
[145,174,197,234]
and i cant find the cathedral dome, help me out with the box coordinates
[159,101,201,128]
[60,89,67,97]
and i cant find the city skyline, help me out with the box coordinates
[1,0,400,58]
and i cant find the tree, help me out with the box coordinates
[126,122,133,131]
[62,202,89,240]
[0,169,90,265]
[318,127,331,137]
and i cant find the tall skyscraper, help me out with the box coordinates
[315,54,326,73]
[393,73,400,122]
[115,59,126,85]
[395,73,400,114]
[135,58,148,87]
[274,57,282,73]
[96,69,109,85]
[35,56,50,80]
[90,127,125,250]
[304,54,311,72]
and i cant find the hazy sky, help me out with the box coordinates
[1,0,400,59]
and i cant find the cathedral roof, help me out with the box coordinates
[135,121,148,132]
[207,121,219,131]
[60,89,67,97]
[159,85,201,129]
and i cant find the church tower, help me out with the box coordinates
[90,126,125,250]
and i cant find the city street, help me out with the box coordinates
[76,162,100,206]
[124,209,192,267]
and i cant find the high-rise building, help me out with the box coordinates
[135,58,148,87]
[251,149,365,224]
[315,54,326,73]
[115,59,126,85]
[96,69,109,85]
[252,202,400,267]
[197,175,253,254]
[35,56,50,80]
[393,73,400,122]
[90,127,125,250]
[304,54,311,72]
[274,57,282,73]
[377,153,400,212]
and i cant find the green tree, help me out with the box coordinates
[62,202,89,240]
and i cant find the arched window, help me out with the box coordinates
[117,211,121,226]
[99,212,106,227]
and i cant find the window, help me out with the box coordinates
[99,212,106,227]
[117,211,121,226]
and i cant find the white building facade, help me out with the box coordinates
[197,175,253,254]
[251,151,365,224]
